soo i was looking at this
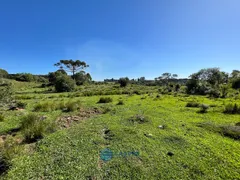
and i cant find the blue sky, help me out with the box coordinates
[0,0,239,80]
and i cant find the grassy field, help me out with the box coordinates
[0,83,240,179]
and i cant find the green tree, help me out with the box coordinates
[73,71,92,85]
[48,70,67,84]
[15,73,34,82]
[118,77,129,87]
[0,68,8,78]
[55,74,76,92]
[190,68,228,86]
[54,59,89,77]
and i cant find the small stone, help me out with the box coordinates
[158,125,164,129]
[167,151,174,156]
[144,133,153,137]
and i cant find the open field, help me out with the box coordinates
[0,82,239,179]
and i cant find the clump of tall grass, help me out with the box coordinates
[223,103,240,114]
[0,114,4,122]
[198,104,209,113]
[98,97,113,103]
[33,100,81,112]
[20,113,48,142]
[186,102,200,108]
[116,100,124,105]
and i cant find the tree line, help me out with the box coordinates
[0,60,240,94]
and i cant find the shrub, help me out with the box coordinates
[16,101,27,109]
[55,75,75,92]
[118,77,129,87]
[117,100,124,105]
[33,102,54,112]
[98,97,113,103]
[208,88,221,98]
[224,103,240,114]
[15,73,34,82]
[20,113,48,142]
[198,104,209,113]
[186,102,200,108]
[0,80,13,107]
[0,68,8,78]
[0,114,4,122]
[232,78,240,89]
[221,126,240,140]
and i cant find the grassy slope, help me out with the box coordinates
[2,92,240,180]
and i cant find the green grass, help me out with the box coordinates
[0,84,240,179]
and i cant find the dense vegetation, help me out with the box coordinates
[0,61,239,179]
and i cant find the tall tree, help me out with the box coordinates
[54,59,89,77]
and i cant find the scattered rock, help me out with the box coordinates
[167,151,174,156]
[57,108,102,129]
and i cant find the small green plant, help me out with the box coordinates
[98,97,113,103]
[20,113,48,142]
[117,100,124,105]
[186,102,200,108]
[223,103,240,114]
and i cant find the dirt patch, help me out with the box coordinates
[57,107,102,129]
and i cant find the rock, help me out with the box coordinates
[144,133,153,137]
[158,125,164,129]
[40,116,47,121]
[167,151,174,156]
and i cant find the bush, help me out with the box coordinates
[0,68,8,78]
[117,100,124,105]
[16,101,27,109]
[198,104,209,113]
[208,88,221,98]
[15,73,34,82]
[20,114,48,142]
[118,77,129,87]
[0,80,13,107]
[186,102,200,108]
[98,97,113,103]
[129,114,150,124]
[232,78,240,89]
[55,75,75,92]
[0,114,4,122]
[224,104,240,114]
